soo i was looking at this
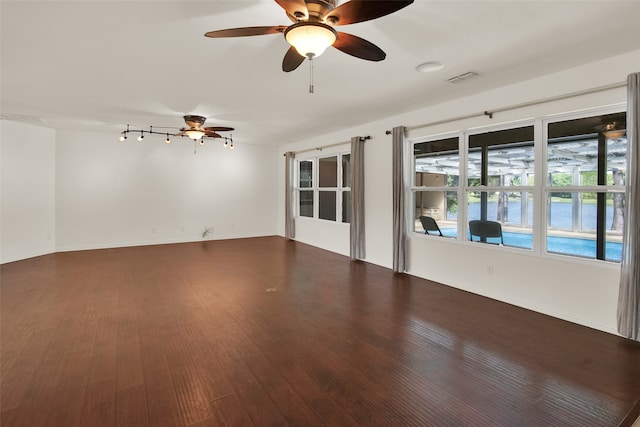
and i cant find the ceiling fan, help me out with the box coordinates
[175,115,234,141]
[204,0,414,72]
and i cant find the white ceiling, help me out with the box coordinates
[2,0,640,146]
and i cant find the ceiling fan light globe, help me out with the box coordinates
[185,129,206,140]
[285,22,337,58]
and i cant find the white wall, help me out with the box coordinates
[279,49,640,335]
[55,130,278,251]
[280,134,394,267]
[1,121,56,263]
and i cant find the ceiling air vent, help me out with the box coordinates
[447,71,479,84]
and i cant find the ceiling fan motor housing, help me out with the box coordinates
[290,0,338,22]
[183,115,206,128]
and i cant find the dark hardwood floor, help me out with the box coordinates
[1,236,639,426]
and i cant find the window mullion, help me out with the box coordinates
[596,133,607,259]
[480,145,489,221]
[534,118,545,255]
[314,158,319,219]
[337,154,342,223]
[458,132,468,241]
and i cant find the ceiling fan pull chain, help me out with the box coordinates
[309,56,314,94]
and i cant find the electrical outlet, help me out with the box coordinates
[180,226,185,232]
[151,228,156,234]
[487,265,494,276]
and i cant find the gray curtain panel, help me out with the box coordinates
[350,137,365,260]
[618,72,640,341]
[284,151,296,240]
[392,126,407,273]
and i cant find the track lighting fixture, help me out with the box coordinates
[118,120,234,152]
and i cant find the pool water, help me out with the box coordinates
[448,202,618,231]
[439,228,622,261]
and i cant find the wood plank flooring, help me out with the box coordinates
[1,236,639,426]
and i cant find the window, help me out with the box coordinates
[298,160,313,218]
[342,154,351,223]
[296,153,351,223]
[467,126,535,249]
[545,111,626,261]
[410,107,627,263]
[412,136,460,237]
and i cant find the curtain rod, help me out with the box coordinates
[285,135,371,156]
[384,81,626,135]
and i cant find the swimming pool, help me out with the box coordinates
[439,228,622,261]
[447,202,617,231]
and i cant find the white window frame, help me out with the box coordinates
[541,105,626,261]
[410,132,464,239]
[408,104,627,264]
[294,149,351,224]
[464,120,537,248]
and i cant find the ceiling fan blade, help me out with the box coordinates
[174,131,186,137]
[325,0,414,26]
[274,0,308,19]
[205,131,222,138]
[205,26,287,38]
[282,46,305,72]
[333,32,385,61]
[203,126,234,132]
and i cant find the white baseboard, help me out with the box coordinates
[1,248,55,265]
[3,232,275,260]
